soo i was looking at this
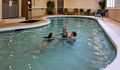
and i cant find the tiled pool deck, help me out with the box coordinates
[0,17,50,31]
[0,15,120,70]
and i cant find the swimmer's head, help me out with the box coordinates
[72,32,77,37]
[62,25,68,32]
[62,25,67,30]
[48,33,53,38]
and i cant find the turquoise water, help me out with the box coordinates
[0,17,116,70]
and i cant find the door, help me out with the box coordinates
[2,0,19,18]
[57,0,64,14]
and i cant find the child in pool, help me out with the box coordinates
[66,32,77,46]
[69,32,77,40]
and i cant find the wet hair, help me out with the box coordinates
[62,26,67,30]
[48,33,53,38]
[72,32,77,37]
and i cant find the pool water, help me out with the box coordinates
[0,17,116,70]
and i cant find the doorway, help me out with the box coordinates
[57,0,64,14]
[2,0,19,18]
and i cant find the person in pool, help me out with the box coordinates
[69,32,77,40]
[47,33,55,40]
[43,33,55,41]
[66,32,77,46]
[61,26,69,39]
[39,33,55,50]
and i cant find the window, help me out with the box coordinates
[107,0,115,7]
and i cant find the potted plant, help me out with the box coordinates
[98,0,107,17]
[98,0,106,10]
[46,0,55,15]
[79,8,84,15]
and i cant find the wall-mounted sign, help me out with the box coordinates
[9,0,12,7]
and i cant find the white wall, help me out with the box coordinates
[114,0,120,9]
[0,0,2,22]
[32,8,46,17]
[32,0,47,17]
[32,0,57,17]
[64,0,99,9]
[32,0,100,16]
[108,9,120,22]
[53,0,57,14]
[107,0,120,22]
[32,0,47,8]
[107,0,120,9]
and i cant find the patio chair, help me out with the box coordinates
[64,8,69,15]
[86,9,91,15]
[73,8,78,15]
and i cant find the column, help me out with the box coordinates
[0,0,2,22]
[19,0,22,17]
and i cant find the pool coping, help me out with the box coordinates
[0,15,120,70]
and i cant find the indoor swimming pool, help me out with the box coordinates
[0,17,116,70]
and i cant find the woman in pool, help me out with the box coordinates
[39,33,55,50]
[44,33,55,40]
[61,26,69,39]
[47,33,55,40]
